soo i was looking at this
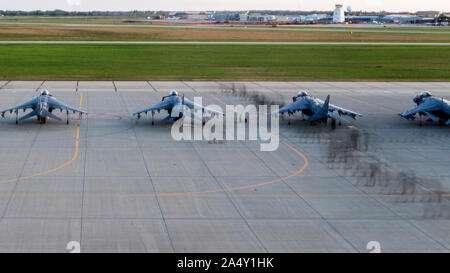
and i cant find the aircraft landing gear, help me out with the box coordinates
[37,115,47,124]
[331,118,337,130]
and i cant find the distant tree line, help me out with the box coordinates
[0,10,167,17]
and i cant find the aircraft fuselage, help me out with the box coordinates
[421,97,450,123]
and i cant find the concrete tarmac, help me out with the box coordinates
[0,81,449,253]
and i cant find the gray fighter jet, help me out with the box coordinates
[0,90,87,124]
[399,91,450,126]
[133,91,222,125]
[273,91,362,128]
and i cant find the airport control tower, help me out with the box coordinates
[333,4,345,23]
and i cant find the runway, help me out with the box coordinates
[0,81,449,252]
[1,41,450,45]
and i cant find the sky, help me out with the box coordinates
[1,0,449,12]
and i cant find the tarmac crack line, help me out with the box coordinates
[146,81,158,92]
[0,123,43,221]
[118,91,176,253]
[112,81,118,92]
[79,92,89,250]
[0,81,11,90]
[35,81,46,92]
[186,84,269,252]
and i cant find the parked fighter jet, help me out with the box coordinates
[399,91,450,126]
[273,91,362,129]
[133,91,222,125]
[0,90,87,124]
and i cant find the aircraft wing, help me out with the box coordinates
[328,112,350,124]
[183,98,223,115]
[274,100,309,115]
[133,99,172,116]
[47,97,87,115]
[328,104,362,119]
[0,97,37,115]
[399,100,442,120]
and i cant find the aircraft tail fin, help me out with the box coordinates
[306,95,330,123]
[18,109,39,121]
[323,94,330,111]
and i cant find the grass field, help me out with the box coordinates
[1,17,450,32]
[0,25,450,42]
[1,44,449,81]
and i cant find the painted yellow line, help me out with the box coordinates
[0,93,84,184]
[192,193,450,199]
